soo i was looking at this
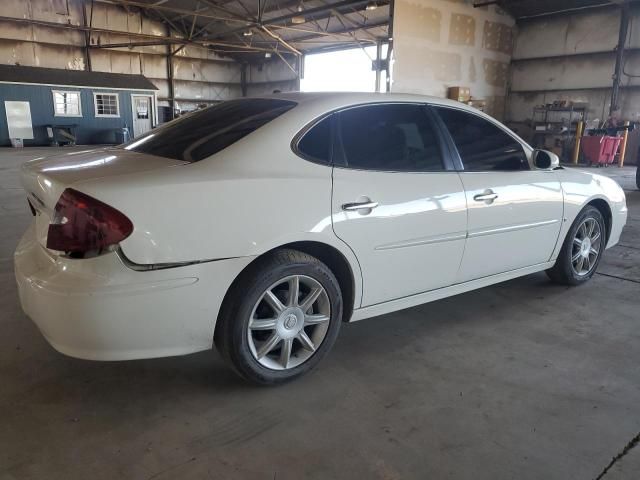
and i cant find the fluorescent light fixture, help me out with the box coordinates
[292,3,305,24]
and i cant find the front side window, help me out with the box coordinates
[125,98,296,162]
[296,115,332,164]
[52,90,81,117]
[94,93,119,117]
[338,104,444,172]
[436,107,528,171]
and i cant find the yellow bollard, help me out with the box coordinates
[572,121,584,165]
[618,120,630,167]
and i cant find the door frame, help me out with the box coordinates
[130,93,156,137]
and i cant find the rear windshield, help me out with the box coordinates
[124,98,296,162]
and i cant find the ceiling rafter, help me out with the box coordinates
[75,0,390,61]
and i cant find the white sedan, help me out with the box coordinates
[15,93,627,384]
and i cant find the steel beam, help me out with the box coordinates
[203,0,389,41]
[0,15,282,54]
[166,24,176,120]
[82,0,94,71]
[611,1,631,115]
[94,0,246,25]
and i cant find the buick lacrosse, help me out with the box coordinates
[15,93,627,384]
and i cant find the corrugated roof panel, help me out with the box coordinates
[0,65,158,90]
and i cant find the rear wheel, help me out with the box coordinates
[546,205,606,286]
[215,249,343,385]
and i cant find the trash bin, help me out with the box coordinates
[581,135,622,166]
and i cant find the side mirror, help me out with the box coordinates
[532,149,560,170]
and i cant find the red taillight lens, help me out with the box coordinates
[46,188,133,255]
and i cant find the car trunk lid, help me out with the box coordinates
[21,148,187,250]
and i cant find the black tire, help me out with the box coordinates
[215,249,343,385]
[546,205,606,286]
[636,166,639,190]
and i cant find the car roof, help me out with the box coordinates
[257,91,470,109]
[240,91,532,153]
[247,91,504,128]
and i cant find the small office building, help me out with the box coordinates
[0,65,158,146]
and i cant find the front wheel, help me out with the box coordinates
[546,205,606,286]
[215,249,343,385]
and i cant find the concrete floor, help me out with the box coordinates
[1,147,639,480]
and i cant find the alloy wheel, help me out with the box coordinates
[247,275,331,370]
[571,217,602,276]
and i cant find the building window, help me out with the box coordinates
[94,93,120,117]
[52,90,82,117]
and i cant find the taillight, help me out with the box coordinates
[46,188,133,256]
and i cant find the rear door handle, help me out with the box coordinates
[342,201,379,211]
[473,191,498,202]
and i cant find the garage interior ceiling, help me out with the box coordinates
[87,0,640,63]
[93,0,390,61]
[481,0,640,20]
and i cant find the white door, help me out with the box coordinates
[331,104,468,307]
[132,95,153,138]
[434,106,563,282]
[5,101,34,140]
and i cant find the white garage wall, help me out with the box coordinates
[391,0,516,120]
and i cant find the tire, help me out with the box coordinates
[215,249,343,385]
[636,166,639,190]
[546,205,606,286]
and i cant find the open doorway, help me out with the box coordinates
[300,44,389,93]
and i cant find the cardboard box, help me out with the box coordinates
[448,87,471,102]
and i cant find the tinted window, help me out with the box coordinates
[297,115,332,164]
[436,107,528,171]
[125,99,295,162]
[338,104,444,171]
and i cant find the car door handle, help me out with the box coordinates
[342,201,379,211]
[473,192,499,202]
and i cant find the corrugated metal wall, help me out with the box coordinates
[0,0,252,113]
[508,7,640,125]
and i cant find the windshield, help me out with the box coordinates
[124,98,296,162]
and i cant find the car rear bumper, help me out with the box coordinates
[14,223,253,361]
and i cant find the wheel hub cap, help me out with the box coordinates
[277,308,304,338]
[571,217,602,277]
[247,275,332,371]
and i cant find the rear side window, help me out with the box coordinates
[436,107,528,171]
[338,104,444,172]
[296,115,332,164]
[125,99,296,162]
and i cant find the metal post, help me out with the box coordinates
[241,63,248,97]
[610,1,630,117]
[374,39,382,93]
[572,121,584,165]
[385,0,395,92]
[81,1,94,71]
[619,121,631,167]
[166,26,176,120]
